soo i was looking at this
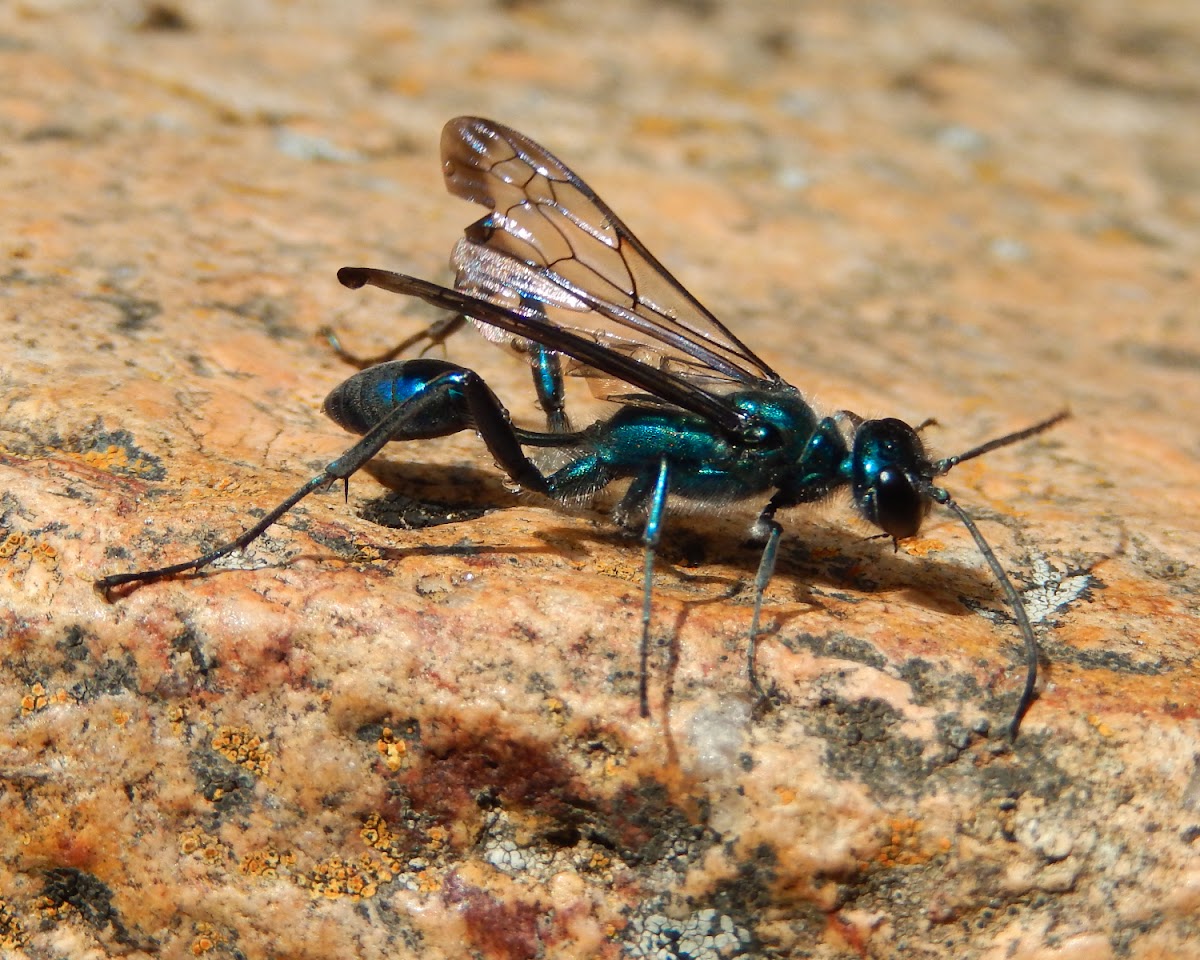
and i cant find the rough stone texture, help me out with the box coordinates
[1,2,1198,958]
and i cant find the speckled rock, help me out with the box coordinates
[1,2,1198,959]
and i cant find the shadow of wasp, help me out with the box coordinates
[98,117,1066,739]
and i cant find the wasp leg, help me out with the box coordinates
[320,313,468,369]
[604,458,671,718]
[744,439,847,704]
[747,500,784,705]
[508,296,573,433]
[97,360,549,597]
[529,343,571,433]
[638,459,671,717]
[533,451,671,716]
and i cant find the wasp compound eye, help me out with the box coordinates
[866,466,925,540]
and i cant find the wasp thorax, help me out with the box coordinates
[852,418,931,540]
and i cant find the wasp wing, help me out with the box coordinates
[441,116,780,389]
[337,268,750,437]
[451,237,738,404]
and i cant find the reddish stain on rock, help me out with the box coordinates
[400,724,579,826]
[442,872,545,960]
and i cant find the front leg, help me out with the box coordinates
[744,462,851,705]
[746,498,785,704]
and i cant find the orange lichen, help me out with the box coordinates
[587,850,612,872]
[20,682,47,716]
[0,531,28,559]
[875,817,945,868]
[240,846,295,879]
[81,444,135,473]
[360,812,390,850]
[190,922,220,955]
[211,726,271,776]
[362,813,421,874]
[19,682,64,716]
[167,704,188,732]
[426,824,449,852]
[178,828,227,865]
[30,541,59,570]
[0,898,25,950]
[360,812,450,889]
[416,868,443,893]
[774,785,797,805]
[1086,715,1115,737]
[375,727,410,771]
[544,697,567,725]
[902,537,945,558]
[297,854,389,901]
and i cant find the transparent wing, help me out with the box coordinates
[442,116,780,390]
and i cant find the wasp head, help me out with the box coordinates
[851,418,934,541]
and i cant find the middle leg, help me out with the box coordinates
[610,459,671,718]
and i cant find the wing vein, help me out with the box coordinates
[440,116,781,390]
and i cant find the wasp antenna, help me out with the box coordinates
[926,487,1039,741]
[934,410,1069,476]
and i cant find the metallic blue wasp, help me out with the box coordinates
[98,118,1065,739]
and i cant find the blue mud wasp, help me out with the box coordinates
[98,118,1065,739]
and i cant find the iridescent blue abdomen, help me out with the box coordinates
[323,359,473,439]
